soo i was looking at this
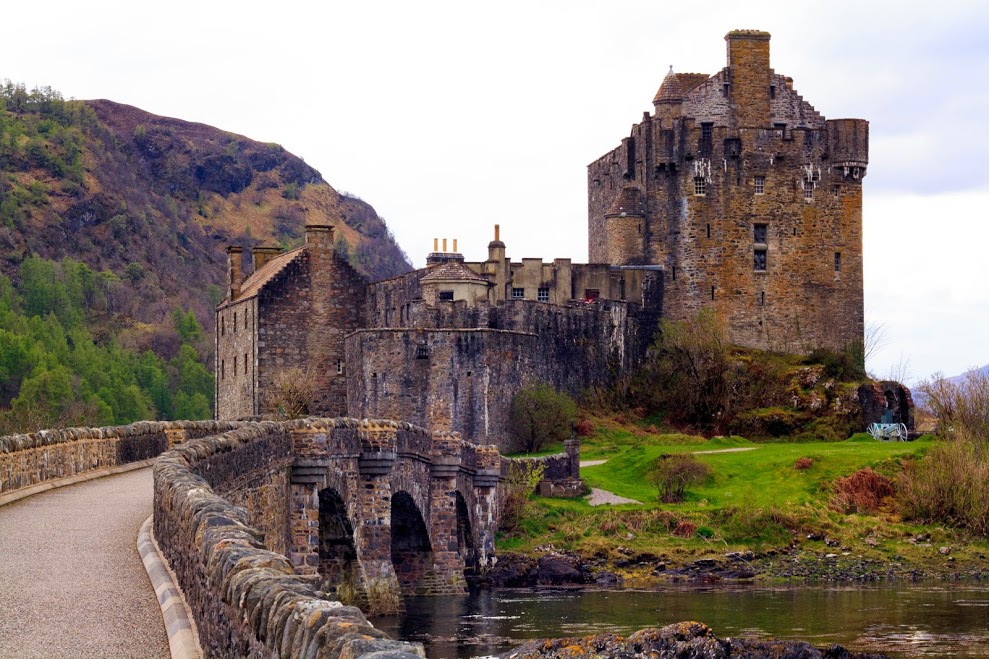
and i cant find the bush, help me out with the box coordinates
[499,460,546,533]
[805,346,866,382]
[919,369,989,443]
[898,436,989,534]
[649,453,711,503]
[830,467,894,514]
[508,383,578,453]
[794,457,814,470]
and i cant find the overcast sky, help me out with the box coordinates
[3,0,988,383]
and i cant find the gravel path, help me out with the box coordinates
[0,467,170,658]
[579,459,607,467]
[586,488,641,506]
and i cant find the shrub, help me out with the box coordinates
[574,418,594,437]
[716,503,800,546]
[919,369,989,444]
[671,520,697,537]
[794,457,814,470]
[508,383,578,453]
[898,435,989,534]
[499,460,546,533]
[805,346,866,382]
[830,467,894,514]
[649,453,711,503]
[261,366,318,419]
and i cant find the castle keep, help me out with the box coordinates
[216,30,867,445]
[589,30,867,352]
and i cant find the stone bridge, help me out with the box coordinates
[285,419,502,610]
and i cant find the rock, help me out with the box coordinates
[939,546,951,555]
[725,550,754,561]
[594,571,621,585]
[536,555,585,585]
[501,620,889,658]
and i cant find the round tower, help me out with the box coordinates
[604,186,645,265]
[653,66,685,124]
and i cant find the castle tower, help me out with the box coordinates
[588,30,867,354]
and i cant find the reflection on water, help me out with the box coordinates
[369,583,989,658]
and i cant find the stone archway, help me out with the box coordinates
[390,491,433,594]
[318,488,359,602]
[455,491,478,578]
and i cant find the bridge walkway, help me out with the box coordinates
[0,467,169,658]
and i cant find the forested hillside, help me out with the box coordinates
[0,81,412,431]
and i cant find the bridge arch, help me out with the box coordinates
[455,491,478,577]
[390,490,433,594]
[317,487,360,601]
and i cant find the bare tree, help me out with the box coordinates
[261,367,319,419]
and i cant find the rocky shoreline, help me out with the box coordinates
[501,621,888,658]
[485,545,989,588]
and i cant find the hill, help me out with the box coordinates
[0,84,411,333]
[0,82,411,430]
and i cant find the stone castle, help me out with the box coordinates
[216,30,868,448]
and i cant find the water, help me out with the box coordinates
[370,583,989,658]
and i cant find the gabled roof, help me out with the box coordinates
[224,247,304,306]
[420,260,488,284]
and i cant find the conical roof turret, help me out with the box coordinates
[653,66,685,104]
[605,186,644,217]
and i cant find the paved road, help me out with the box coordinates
[0,468,169,658]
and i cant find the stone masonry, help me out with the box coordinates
[588,30,867,353]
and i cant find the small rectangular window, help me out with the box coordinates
[754,176,765,195]
[244,312,248,330]
[511,287,525,299]
[537,287,550,302]
[584,289,600,301]
[233,312,237,333]
[833,185,841,197]
[775,123,787,138]
[711,286,716,301]
[706,224,711,239]
[760,291,766,305]
[672,265,677,281]
[221,316,225,336]
[439,290,454,302]
[337,359,345,375]
[220,360,224,380]
[416,344,429,359]
[754,223,768,244]
[233,355,237,374]
[834,252,841,272]
[244,353,248,374]
[804,185,813,200]
[701,123,713,142]
[694,177,706,196]
[754,249,767,271]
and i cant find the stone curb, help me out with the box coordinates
[138,515,203,659]
[0,458,156,508]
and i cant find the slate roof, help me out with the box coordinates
[420,260,488,283]
[232,247,304,302]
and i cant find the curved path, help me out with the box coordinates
[0,468,169,658]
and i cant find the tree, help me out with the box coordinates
[508,383,577,453]
[260,366,318,419]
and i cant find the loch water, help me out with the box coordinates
[370,583,989,658]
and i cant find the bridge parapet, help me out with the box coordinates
[153,416,502,657]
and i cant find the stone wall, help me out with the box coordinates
[216,296,257,419]
[153,420,424,658]
[506,439,586,498]
[588,30,866,354]
[0,420,240,496]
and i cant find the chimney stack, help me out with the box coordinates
[305,224,334,250]
[227,246,243,300]
[252,246,283,272]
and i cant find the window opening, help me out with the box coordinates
[233,312,237,333]
[511,287,525,300]
[754,223,768,244]
[804,185,813,200]
[221,316,225,336]
[710,286,715,301]
[761,291,766,305]
[754,176,765,195]
[584,289,600,302]
[439,290,454,302]
[672,265,677,281]
[833,185,840,197]
[701,123,713,142]
[337,359,345,375]
[754,250,767,271]
[220,360,224,380]
[706,224,711,239]
[416,344,429,359]
[233,355,237,374]
[834,252,841,272]
[244,312,248,330]
[537,287,550,302]
[694,177,706,196]
[244,353,247,374]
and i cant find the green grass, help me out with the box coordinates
[582,434,931,510]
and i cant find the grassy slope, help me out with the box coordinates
[501,418,989,579]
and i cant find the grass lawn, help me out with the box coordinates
[499,418,942,566]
